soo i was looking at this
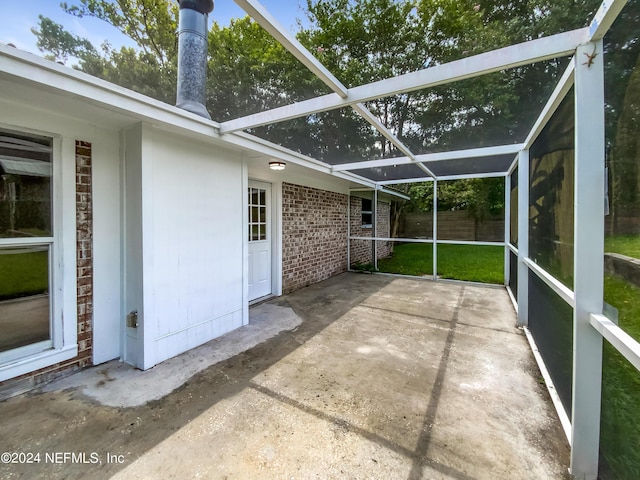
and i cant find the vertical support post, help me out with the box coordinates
[347,191,351,271]
[433,179,438,281]
[517,149,529,326]
[570,40,605,480]
[373,189,378,270]
[504,174,511,286]
[241,158,249,326]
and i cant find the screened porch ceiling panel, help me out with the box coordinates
[215,0,599,185]
[424,154,517,178]
[247,106,395,167]
[350,163,428,183]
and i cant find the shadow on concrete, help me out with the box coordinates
[0,273,569,479]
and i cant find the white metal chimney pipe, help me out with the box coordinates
[176,0,214,119]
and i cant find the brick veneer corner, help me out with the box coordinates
[349,197,391,266]
[282,183,348,293]
[74,140,94,370]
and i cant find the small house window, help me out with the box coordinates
[361,198,372,228]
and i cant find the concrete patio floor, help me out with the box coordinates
[0,273,569,479]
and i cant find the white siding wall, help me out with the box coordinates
[91,130,122,364]
[129,125,244,369]
[123,123,145,368]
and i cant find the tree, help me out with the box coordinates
[299,0,431,160]
[602,1,640,234]
[31,15,98,64]
[206,17,322,121]
[60,0,178,67]
[32,1,178,103]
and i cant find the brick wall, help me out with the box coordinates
[75,140,94,369]
[282,183,348,294]
[377,202,391,257]
[349,196,391,266]
[0,141,94,395]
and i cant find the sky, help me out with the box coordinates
[0,0,309,59]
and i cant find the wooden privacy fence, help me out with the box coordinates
[402,211,504,242]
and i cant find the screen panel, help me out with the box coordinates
[510,167,518,247]
[529,90,575,289]
[436,178,505,242]
[528,269,573,417]
[600,2,640,477]
[509,250,518,301]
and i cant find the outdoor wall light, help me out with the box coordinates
[269,161,286,171]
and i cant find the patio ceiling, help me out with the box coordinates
[213,0,605,185]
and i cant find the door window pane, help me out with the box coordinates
[248,187,267,243]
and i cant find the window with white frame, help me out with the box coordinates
[361,198,372,228]
[0,128,54,363]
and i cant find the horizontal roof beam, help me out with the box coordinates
[376,170,509,185]
[220,28,589,134]
[381,188,410,201]
[332,144,524,172]
[378,177,434,185]
[435,171,508,181]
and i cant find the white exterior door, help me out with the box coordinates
[248,181,272,301]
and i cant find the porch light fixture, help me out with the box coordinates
[269,161,286,171]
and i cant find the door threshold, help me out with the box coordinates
[249,294,276,307]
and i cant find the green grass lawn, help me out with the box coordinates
[377,243,504,284]
[0,249,48,301]
[601,237,640,477]
[605,235,640,259]
[601,275,640,479]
